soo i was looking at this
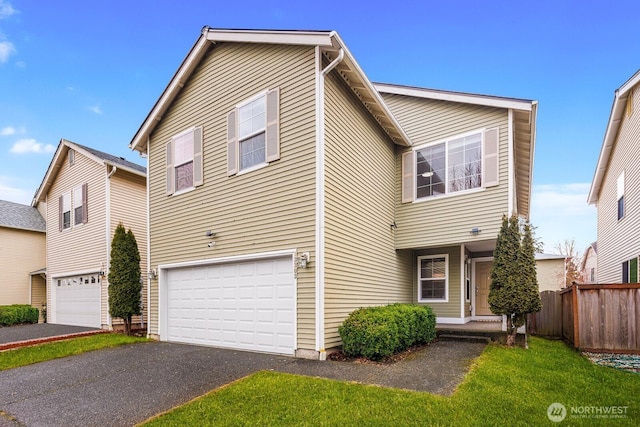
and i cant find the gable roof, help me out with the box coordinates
[375,82,538,219]
[0,199,46,232]
[588,69,640,204]
[129,27,411,153]
[33,139,146,205]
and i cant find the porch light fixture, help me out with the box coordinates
[470,227,482,235]
[205,230,217,237]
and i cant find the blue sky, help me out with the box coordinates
[1,0,638,254]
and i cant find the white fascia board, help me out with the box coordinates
[206,29,334,47]
[103,161,146,178]
[330,34,412,146]
[375,83,534,112]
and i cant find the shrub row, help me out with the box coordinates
[0,304,39,326]
[338,303,436,360]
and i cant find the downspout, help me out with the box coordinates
[105,165,117,328]
[315,46,344,360]
[145,138,151,338]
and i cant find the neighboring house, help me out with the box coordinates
[535,253,566,291]
[32,139,147,328]
[580,242,598,283]
[128,28,537,359]
[588,70,640,283]
[0,200,46,318]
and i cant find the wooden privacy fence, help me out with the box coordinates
[527,284,640,353]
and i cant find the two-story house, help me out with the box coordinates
[0,200,46,318]
[588,70,640,283]
[33,140,147,328]
[129,28,536,359]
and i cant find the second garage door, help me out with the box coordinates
[54,274,101,328]
[164,255,295,355]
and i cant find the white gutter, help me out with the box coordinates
[315,46,344,360]
[105,166,116,327]
[508,109,514,216]
[145,145,151,337]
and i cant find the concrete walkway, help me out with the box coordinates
[0,340,486,427]
[0,324,104,350]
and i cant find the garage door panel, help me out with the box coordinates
[55,277,101,328]
[166,256,295,355]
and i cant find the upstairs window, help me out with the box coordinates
[166,126,203,196]
[402,128,499,203]
[227,88,280,176]
[59,183,87,231]
[617,171,625,220]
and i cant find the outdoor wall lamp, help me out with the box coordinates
[205,230,217,237]
[299,252,310,268]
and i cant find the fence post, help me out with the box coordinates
[572,284,580,348]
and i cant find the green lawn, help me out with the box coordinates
[0,333,148,371]
[143,337,639,426]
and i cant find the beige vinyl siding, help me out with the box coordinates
[31,275,46,322]
[0,228,45,305]
[381,93,509,249]
[536,259,565,291]
[147,43,317,349]
[108,170,147,326]
[414,246,461,318]
[323,72,413,349]
[46,150,107,324]
[597,85,640,282]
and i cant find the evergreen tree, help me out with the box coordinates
[489,214,542,346]
[108,223,142,335]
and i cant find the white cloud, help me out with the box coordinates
[0,176,31,205]
[530,183,597,254]
[0,40,16,63]
[10,138,55,154]
[15,60,25,68]
[0,1,16,19]
[89,105,103,115]
[1,126,15,136]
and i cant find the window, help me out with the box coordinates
[73,185,86,225]
[627,89,634,117]
[590,268,595,283]
[61,192,71,230]
[617,171,625,220]
[59,184,87,231]
[166,127,203,195]
[403,128,499,203]
[623,257,638,283]
[418,255,448,301]
[227,88,280,176]
[69,149,75,166]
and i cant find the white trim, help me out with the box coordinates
[460,245,466,318]
[314,46,323,353]
[375,83,535,111]
[206,29,334,47]
[51,268,103,279]
[508,109,514,216]
[145,148,151,337]
[471,256,493,318]
[158,249,297,353]
[105,166,114,326]
[417,254,449,303]
[435,317,467,325]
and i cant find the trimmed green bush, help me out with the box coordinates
[338,303,436,360]
[0,304,39,326]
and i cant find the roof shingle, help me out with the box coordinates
[0,200,46,232]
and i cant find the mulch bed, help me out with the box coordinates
[327,341,433,364]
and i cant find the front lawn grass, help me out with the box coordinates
[143,337,640,426]
[0,333,148,371]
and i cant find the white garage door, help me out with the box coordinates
[165,256,295,355]
[55,275,101,328]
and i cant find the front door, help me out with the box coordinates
[475,261,493,316]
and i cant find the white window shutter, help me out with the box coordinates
[401,151,415,203]
[82,183,88,224]
[265,88,280,162]
[483,128,499,187]
[227,110,238,176]
[193,126,204,187]
[166,139,174,195]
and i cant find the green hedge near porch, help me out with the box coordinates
[339,304,436,360]
[0,304,39,326]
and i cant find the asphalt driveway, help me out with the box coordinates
[0,340,485,427]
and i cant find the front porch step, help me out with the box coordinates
[438,334,491,344]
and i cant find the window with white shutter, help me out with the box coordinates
[227,88,280,176]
